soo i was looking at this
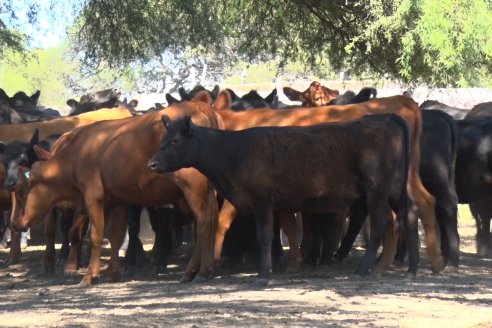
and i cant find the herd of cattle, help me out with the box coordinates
[0,81,490,286]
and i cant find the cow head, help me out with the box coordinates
[10,90,40,113]
[11,142,77,232]
[283,81,339,107]
[0,128,40,191]
[229,88,279,110]
[148,115,197,173]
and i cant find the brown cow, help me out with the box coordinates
[283,81,339,107]
[0,106,134,265]
[0,106,133,143]
[212,91,445,275]
[12,92,222,285]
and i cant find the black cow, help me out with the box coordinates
[67,87,121,116]
[420,100,469,120]
[166,85,220,106]
[0,89,58,123]
[455,118,492,256]
[464,102,492,120]
[0,130,77,272]
[148,114,410,284]
[334,109,460,269]
[227,88,278,110]
[327,87,378,105]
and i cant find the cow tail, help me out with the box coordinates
[393,114,410,235]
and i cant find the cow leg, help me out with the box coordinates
[65,212,89,273]
[375,212,398,272]
[177,177,218,282]
[8,229,21,264]
[406,204,420,276]
[148,207,173,274]
[278,209,301,272]
[334,200,367,261]
[106,205,127,282]
[408,181,444,273]
[300,213,318,267]
[356,195,391,276]
[57,208,74,266]
[436,195,459,268]
[43,211,57,275]
[254,205,274,285]
[124,204,143,276]
[80,195,105,286]
[470,203,492,257]
[215,200,238,266]
[320,211,347,267]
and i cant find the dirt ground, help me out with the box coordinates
[0,206,491,327]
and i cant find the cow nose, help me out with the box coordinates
[11,222,27,233]
[148,159,158,171]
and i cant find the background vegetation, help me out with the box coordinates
[0,0,491,108]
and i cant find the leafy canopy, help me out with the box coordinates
[72,0,492,87]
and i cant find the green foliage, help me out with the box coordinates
[0,44,77,108]
[72,0,492,87]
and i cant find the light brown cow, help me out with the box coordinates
[0,106,133,143]
[12,93,222,285]
[213,91,445,274]
[0,106,134,265]
[283,81,339,107]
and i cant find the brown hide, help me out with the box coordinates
[216,95,444,273]
[15,95,222,284]
[283,81,339,107]
[0,107,132,143]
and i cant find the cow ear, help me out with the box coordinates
[283,87,304,102]
[33,144,52,161]
[226,88,240,101]
[211,85,220,99]
[31,90,41,102]
[178,87,190,101]
[214,90,231,111]
[0,142,5,154]
[66,99,78,108]
[265,88,278,106]
[155,103,164,110]
[0,88,8,100]
[193,91,212,104]
[129,99,138,108]
[183,116,193,136]
[30,128,40,146]
[161,115,172,129]
[166,94,179,105]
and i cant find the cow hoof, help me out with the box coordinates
[80,275,98,286]
[477,244,492,257]
[43,267,55,276]
[441,265,459,274]
[56,259,67,268]
[154,266,167,275]
[431,256,446,274]
[404,272,417,280]
[179,275,194,283]
[123,265,136,278]
[253,278,270,287]
[192,275,208,283]
[285,265,302,274]
[355,268,370,277]
[109,272,122,282]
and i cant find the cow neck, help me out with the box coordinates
[192,126,233,190]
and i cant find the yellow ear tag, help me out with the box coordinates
[24,171,31,179]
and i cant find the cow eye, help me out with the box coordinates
[171,138,180,145]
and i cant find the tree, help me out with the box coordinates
[72,0,492,87]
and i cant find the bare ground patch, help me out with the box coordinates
[0,207,491,327]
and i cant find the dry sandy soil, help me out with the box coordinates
[0,206,490,327]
